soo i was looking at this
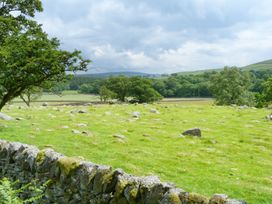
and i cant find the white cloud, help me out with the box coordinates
[36,0,272,73]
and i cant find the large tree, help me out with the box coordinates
[105,76,131,102]
[210,67,253,106]
[0,0,90,110]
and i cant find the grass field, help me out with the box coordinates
[0,99,271,203]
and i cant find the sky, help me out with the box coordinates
[36,0,272,74]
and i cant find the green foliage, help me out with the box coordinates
[102,76,162,103]
[0,0,90,110]
[210,67,253,106]
[79,80,101,94]
[0,178,49,204]
[255,77,272,107]
[129,77,162,103]
[105,76,131,102]
[99,86,116,102]
[0,0,43,18]
[262,77,272,102]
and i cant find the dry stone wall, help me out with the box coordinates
[0,140,246,204]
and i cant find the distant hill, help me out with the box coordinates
[240,59,272,71]
[77,72,160,78]
[77,59,272,78]
[175,59,272,76]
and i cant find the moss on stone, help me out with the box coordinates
[168,192,182,204]
[128,187,138,200]
[187,193,209,204]
[58,157,81,176]
[115,178,128,197]
[36,150,46,164]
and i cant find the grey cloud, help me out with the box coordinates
[36,0,272,73]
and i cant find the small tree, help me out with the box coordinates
[255,77,272,107]
[99,86,116,102]
[129,77,163,103]
[210,67,252,106]
[19,87,42,107]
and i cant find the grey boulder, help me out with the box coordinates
[182,128,201,137]
[0,112,14,121]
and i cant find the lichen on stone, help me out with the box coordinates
[187,192,209,204]
[58,157,81,176]
[36,150,46,164]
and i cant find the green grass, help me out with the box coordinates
[241,59,272,71]
[13,91,100,103]
[0,102,271,203]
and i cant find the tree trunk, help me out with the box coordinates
[0,98,8,111]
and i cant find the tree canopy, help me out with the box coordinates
[0,0,90,110]
[210,67,253,106]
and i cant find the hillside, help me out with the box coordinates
[175,59,272,76]
[78,72,160,78]
[240,59,272,71]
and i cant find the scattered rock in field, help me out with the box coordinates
[266,114,272,120]
[132,111,140,118]
[42,102,48,107]
[245,124,254,128]
[82,131,92,136]
[0,113,14,121]
[52,107,61,112]
[239,105,248,109]
[150,108,160,114]
[46,129,54,132]
[61,126,69,129]
[114,139,126,144]
[104,111,112,115]
[113,134,127,140]
[209,140,218,144]
[15,117,24,121]
[72,129,81,134]
[78,110,87,114]
[182,128,201,137]
[76,123,87,127]
[48,113,56,118]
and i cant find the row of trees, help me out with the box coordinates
[74,68,272,107]
[98,76,162,103]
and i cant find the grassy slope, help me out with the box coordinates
[175,59,272,76]
[241,59,272,71]
[0,102,271,203]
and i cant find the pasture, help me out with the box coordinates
[0,96,271,203]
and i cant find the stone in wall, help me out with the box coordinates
[0,140,247,204]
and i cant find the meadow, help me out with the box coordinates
[0,94,271,203]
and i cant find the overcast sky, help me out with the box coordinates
[36,0,272,74]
